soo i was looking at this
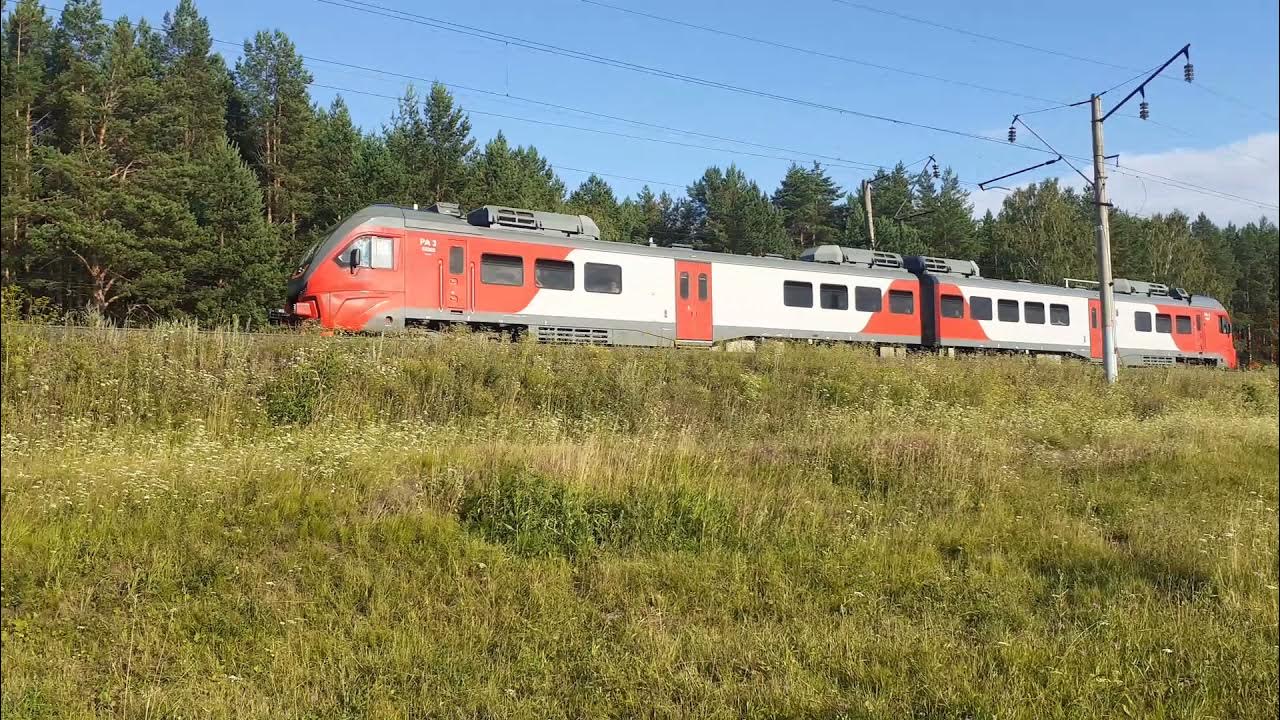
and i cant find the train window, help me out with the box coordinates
[854,286,882,312]
[370,237,394,269]
[1155,313,1172,333]
[449,246,464,274]
[1091,308,1098,329]
[1219,315,1231,334]
[1134,311,1152,332]
[341,235,394,270]
[997,299,1019,322]
[1049,304,1070,326]
[889,290,914,315]
[698,273,708,301]
[940,294,965,319]
[1196,315,1202,330]
[820,284,848,310]
[970,296,992,321]
[783,281,813,308]
[481,253,524,286]
[534,259,574,290]
[679,272,689,299]
[1175,315,1192,334]
[584,263,622,294]
[1025,302,1045,325]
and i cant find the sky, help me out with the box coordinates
[89,0,1280,224]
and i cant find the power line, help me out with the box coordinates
[828,0,1129,69]
[43,1,1278,212]
[291,51,890,173]
[827,0,1279,122]
[580,0,1065,105]
[1012,117,1091,187]
[552,164,684,189]
[317,0,1277,210]
[311,82,876,178]
[53,1,920,187]
[316,0,1023,149]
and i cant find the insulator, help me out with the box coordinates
[1139,100,1149,120]
[932,164,940,179]
[1183,62,1194,82]
[1007,125,1017,143]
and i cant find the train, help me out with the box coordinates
[280,202,1238,369]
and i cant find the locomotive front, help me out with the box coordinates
[271,206,408,331]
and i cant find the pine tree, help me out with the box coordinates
[982,179,1093,283]
[687,164,788,256]
[31,14,198,316]
[1229,219,1279,364]
[383,83,430,205]
[48,0,107,151]
[310,96,365,228]
[1190,212,1237,302]
[566,174,619,239]
[235,29,315,249]
[424,82,473,203]
[161,0,228,158]
[772,162,841,251]
[462,131,565,211]
[354,131,400,205]
[1,0,54,282]
[913,166,977,260]
[183,137,279,322]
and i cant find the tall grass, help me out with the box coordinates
[2,323,1277,718]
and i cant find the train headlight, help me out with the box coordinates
[292,300,318,319]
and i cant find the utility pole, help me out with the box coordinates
[983,44,1193,384]
[860,179,877,250]
[1090,93,1120,384]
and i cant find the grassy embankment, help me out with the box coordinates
[1,324,1277,719]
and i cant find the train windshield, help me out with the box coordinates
[293,242,318,275]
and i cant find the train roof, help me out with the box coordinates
[351,204,917,279]
[341,204,1227,309]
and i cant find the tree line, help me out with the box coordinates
[2,0,1276,362]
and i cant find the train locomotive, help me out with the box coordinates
[281,202,1237,369]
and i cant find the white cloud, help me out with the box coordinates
[970,132,1279,225]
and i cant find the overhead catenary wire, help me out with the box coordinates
[315,0,1030,150]
[310,82,878,183]
[580,0,1066,105]
[290,52,891,173]
[826,0,1279,122]
[316,0,1278,210]
[827,0,1130,70]
[1012,117,1092,187]
[38,1,1277,211]
[42,2,931,191]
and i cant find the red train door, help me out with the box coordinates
[1195,312,1208,355]
[1088,298,1102,359]
[675,260,713,342]
[440,238,468,312]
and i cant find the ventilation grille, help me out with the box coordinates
[1140,355,1176,367]
[466,205,601,239]
[535,326,610,345]
[799,245,905,269]
[904,255,981,277]
[1114,278,1170,297]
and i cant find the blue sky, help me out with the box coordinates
[95,0,1280,222]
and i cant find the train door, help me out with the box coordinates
[439,237,468,312]
[1195,312,1209,356]
[675,260,713,342]
[1088,298,1103,360]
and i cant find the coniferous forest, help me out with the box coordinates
[2,0,1277,362]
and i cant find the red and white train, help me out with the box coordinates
[282,203,1237,368]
